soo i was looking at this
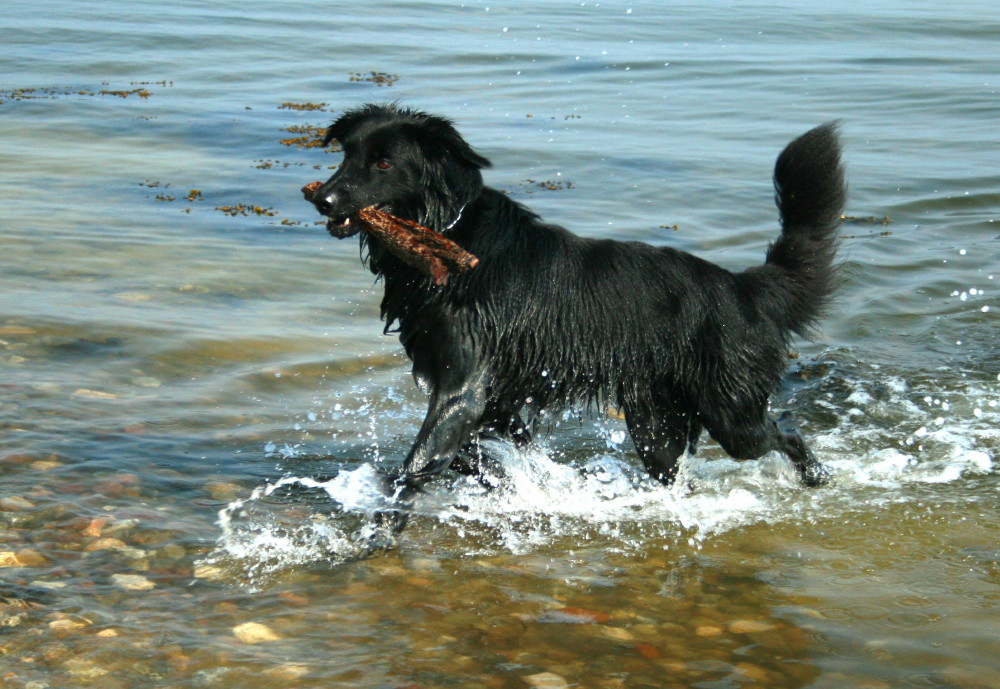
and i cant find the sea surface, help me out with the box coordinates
[1,1,998,688]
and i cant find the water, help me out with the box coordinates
[1,1,998,687]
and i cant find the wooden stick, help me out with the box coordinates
[301,181,323,201]
[302,182,479,285]
[355,207,479,286]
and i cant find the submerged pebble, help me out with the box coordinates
[49,617,88,632]
[158,543,187,560]
[205,481,243,501]
[73,388,118,400]
[84,537,129,552]
[193,563,226,580]
[64,657,110,679]
[522,671,569,689]
[735,662,771,683]
[728,619,775,634]
[82,517,110,537]
[0,325,37,335]
[553,606,611,623]
[264,663,310,680]
[13,549,48,567]
[0,551,23,566]
[102,518,140,536]
[0,496,36,511]
[232,621,281,644]
[633,642,661,659]
[596,626,634,642]
[110,573,155,591]
[131,375,162,387]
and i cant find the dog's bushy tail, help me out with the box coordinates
[761,122,846,337]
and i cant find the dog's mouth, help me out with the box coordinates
[325,204,392,239]
[326,215,358,239]
[301,182,386,240]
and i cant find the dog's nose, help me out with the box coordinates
[313,190,335,215]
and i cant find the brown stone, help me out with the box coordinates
[634,642,662,659]
[13,549,48,567]
[82,518,110,538]
[0,496,35,511]
[728,619,776,634]
[84,538,128,552]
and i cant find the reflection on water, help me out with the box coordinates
[2,0,999,686]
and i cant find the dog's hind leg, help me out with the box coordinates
[623,398,695,486]
[703,411,830,487]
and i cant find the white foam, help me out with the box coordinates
[205,361,997,578]
[202,465,397,586]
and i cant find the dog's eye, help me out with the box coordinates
[375,159,392,170]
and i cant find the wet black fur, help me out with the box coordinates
[311,103,846,516]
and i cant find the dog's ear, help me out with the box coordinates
[322,109,365,147]
[435,124,492,171]
[410,118,491,230]
[406,117,492,171]
[323,103,395,147]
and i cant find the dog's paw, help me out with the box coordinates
[373,507,410,534]
[800,462,832,487]
[350,511,408,558]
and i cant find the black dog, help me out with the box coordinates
[310,103,845,522]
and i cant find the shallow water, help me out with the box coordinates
[2,1,998,687]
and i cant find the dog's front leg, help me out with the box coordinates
[401,365,490,480]
[373,361,489,537]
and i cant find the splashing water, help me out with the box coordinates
[203,466,397,585]
[205,356,997,583]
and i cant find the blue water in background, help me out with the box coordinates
[1,2,998,687]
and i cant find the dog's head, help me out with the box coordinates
[311,103,491,237]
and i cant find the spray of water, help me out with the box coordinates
[203,358,996,585]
